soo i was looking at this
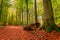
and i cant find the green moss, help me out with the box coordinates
[54,25,60,32]
[45,26,53,32]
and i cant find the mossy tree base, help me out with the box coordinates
[40,24,60,32]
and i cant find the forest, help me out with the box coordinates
[0,0,60,40]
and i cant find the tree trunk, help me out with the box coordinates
[26,0,29,24]
[34,0,38,23]
[42,0,60,32]
[0,0,3,20]
[21,1,23,25]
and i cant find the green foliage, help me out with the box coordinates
[0,0,60,28]
[46,26,53,32]
[51,0,60,24]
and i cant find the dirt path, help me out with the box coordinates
[0,25,60,40]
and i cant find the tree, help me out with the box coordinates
[34,0,38,23]
[0,0,3,18]
[0,0,9,25]
[20,0,24,25]
[42,0,60,32]
[25,0,29,24]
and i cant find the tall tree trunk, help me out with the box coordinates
[26,0,28,24]
[42,0,60,32]
[34,0,38,23]
[21,1,23,25]
[0,0,3,20]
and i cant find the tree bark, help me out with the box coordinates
[0,0,3,20]
[42,0,60,32]
[34,0,38,23]
[26,0,29,24]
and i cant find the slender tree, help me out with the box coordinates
[34,0,38,23]
[25,0,29,24]
[21,0,23,25]
[0,0,3,19]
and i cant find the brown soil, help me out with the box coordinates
[0,25,60,40]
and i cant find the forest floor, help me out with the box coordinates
[0,25,60,40]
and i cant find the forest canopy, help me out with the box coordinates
[0,0,60,26]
